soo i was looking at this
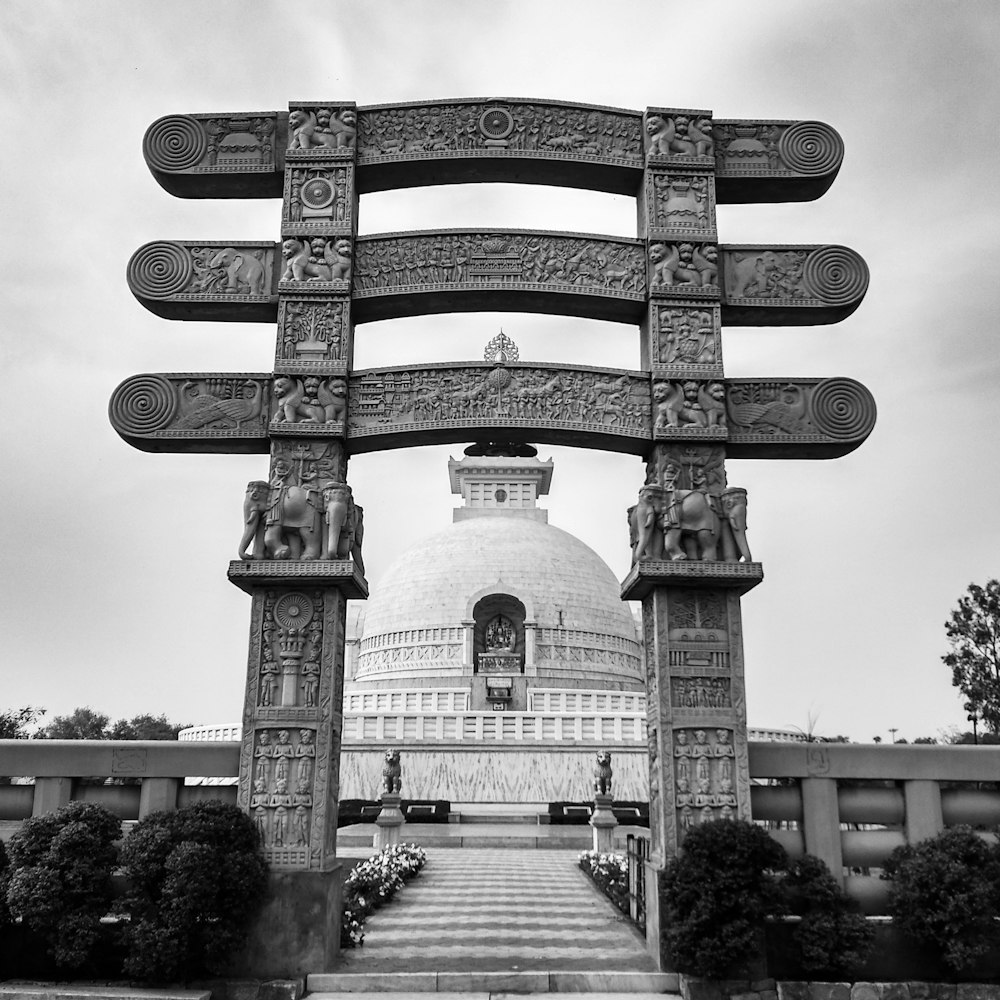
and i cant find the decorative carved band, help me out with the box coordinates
[144,115,209,171]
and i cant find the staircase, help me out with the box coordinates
[308,847,676,996]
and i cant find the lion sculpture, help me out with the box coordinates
[382,749,402,794]
[594,751,613,797]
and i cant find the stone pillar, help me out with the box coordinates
[590,793,618,852]
[622,558,762,963]
[229,565,365,976]
[374,792,405,850]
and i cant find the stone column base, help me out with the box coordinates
[590,793,618,852]
[374,792,405,850]
[235,867,343,977]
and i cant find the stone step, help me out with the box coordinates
[308,969,678,992]
[0,990,211,1000]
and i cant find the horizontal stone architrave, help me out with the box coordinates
[110,370,875,461]
[125,237,867,327]
[0,740,239,777]
[346,359,652,455]
[352,228,647,324]
[142,105,842,202]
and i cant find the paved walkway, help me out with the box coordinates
[331,847,657,975]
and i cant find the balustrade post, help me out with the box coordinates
[31,776,72,816]
[903,778,944,844]
[802,776,844,883]
[138,777,179,817]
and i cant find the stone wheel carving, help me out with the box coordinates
[274,592,315,629]
[109,375,179,434]
[479,107,514,141]
[127,242,193,298]
[142,115,208,171]
[808,378,876,440]
[802,245,869,305]
[301,177,336,210]
[777,121,844,176]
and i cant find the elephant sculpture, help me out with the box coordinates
[321,483,365,573]
[238,480,270,560]
[630,483,751,563]
[261,460,323,560]
[208,247,268,295]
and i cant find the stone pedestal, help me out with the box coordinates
[590,793,618,852]
[374,792,405,849]
[622,559,762,965]
[229,560,367,974]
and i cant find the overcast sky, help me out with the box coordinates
[2,0,998,743]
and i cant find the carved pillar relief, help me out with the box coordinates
[238,585,348,871]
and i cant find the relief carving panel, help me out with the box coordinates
[714,120,844,177]
[357,100,643,162]
[277,298,349,370]
[127,242,275,301]
[649,305,721,371]
[347,364,650,441]
[284,165,354,228]
[353,231,645,297]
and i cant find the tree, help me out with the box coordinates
[943,580,1000,733]
[109,714,189,740]
[0,706,45,739]
[42,707,110,740]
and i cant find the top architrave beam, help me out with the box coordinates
[142,101,843,203]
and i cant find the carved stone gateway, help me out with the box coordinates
[114,96,874,974]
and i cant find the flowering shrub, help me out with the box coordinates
[578,849,629,914]
[341,843,426,948]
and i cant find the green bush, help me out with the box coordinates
[341,843,426,948]
[4,801,120,969]
[119,800,267,981]
[882,825,1000,974]
[784,854,873,977]
[0,837,10,930]
[577,849,629,914]
[661,819,788,978]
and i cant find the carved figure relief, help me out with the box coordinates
[173,378,266,431]
[715,121,843,177]
[726,249,807,299]
[353,233,644,296]
[653,307,718,366]
[250,726,318,848]
[669,590,728,633]
[673,727,738,828]
[357,102,642,160]
[671,677,731,709]
[650,173,713,231]
[648,242,717,289]
[652,381,727,430]
[278,299,346,364]
[281,238,352,283]
[645,114,714,158]
[204,247,270,295]
[288,107,357,150]
[286,166,352,223]
[727,382,808,434]
[271,376,347,424]
[347,365,650,436]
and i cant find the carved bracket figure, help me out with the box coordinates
[629,481,750,563]
[653,380,727,430]
[321,483,365,572]
[271,376,347,424]
[280,237,352,283]
[648,242,718,288]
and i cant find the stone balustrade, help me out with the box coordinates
[3,739,999,906]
